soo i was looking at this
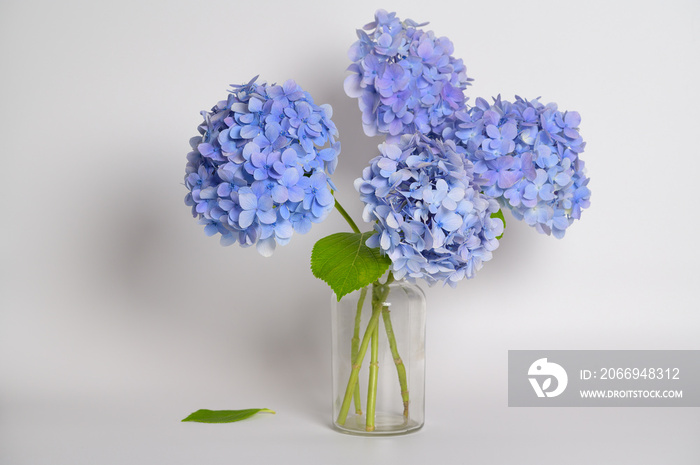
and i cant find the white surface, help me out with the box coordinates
[1,0,699,463]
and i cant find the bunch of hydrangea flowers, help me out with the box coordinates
[181,9,593,436]
[184,77,340,256]
[447,96,590,238]
[354,134,503,286]
[343,9,471,139]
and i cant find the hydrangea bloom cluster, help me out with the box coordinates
[344,9,470,139]
[184,77,340,256]
[448,96,590,238]
[355,134,503,286]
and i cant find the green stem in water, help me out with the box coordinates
[336,305,382,425]
[334,199,361,234]
[351,287,367,415]
[382,306,409,417]
[336,279,393,426]
[366,312,380,432]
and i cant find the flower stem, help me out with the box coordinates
[382,306,409,417]
[336,280,393,426]
[384,272,395,286]
[336,305,382,426]
[351,287,367,415]
[366,314,379,431]
[334,199,361,234]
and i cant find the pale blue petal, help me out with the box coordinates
[239,209,256,228]
[238,191,258,210]
[256,237,276,257]
[257,209,277,224]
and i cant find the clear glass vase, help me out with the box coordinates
[331,277,426,435]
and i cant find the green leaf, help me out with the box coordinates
[311,232,391,301]
[491,209,506,240]
[181,408,275,423]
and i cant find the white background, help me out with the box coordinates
[2,0,699,463]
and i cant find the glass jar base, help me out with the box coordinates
[333,412,423,436]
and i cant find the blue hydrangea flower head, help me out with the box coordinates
[355,134,503,286]
[447,95,590,238]
[184,77,340,256]
[344,9,471,140]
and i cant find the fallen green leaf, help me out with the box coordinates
[181,408,275,423]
